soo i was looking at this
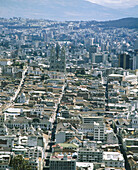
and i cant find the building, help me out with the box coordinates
[50,44,66,72]
[131,115,138,129]
[134,38,138,52]
[103,152,125,168]
[17,93,26,103]
[0,152,13,170]
[91,53,108,64]
[77,148,103,163]
[2,66,15,76]
[55,131,75,143]
[49,155,76,170]
[94,122,105,141]
[24,146,44,159]
[118,53,134,69]
[76,162,93,170]
[123,138,138,152]
[0,59,12,66]
[81,116,103,124]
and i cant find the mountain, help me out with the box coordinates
[98,18,138,29]
[0,0,137,21]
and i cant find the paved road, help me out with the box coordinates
[2,66,28,113]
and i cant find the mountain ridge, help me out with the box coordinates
[97,17,138,29]
[1,17,138,30]
[0,0,137,21]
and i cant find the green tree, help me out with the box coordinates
[10,155,32,170]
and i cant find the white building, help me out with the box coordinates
[25,146,44,159]
[0,151,13,170]
[103,152,125,168]
[77,124,94,134]
[94,122,105,141]
[81,116,103,124]
[76,162,93,170]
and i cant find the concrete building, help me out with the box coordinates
[77,148,103,163]
[55,131,75,144]
[103,152,125,168]
[0,59,12,66]
[94,122,105,141]
[131,115,138,129]
[118,53,132,70]
[49,155,76,170]
[0,152,13,170]
[92,53,108,64]
[81,116,103,124]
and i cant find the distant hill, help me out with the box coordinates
[0,0,137,21]
[79,18,138,29]
[98,18,138,29]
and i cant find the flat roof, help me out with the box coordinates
[5,108,21,113]
[109,74,123,77]
[103,152,124,161]
[76,162,93,168]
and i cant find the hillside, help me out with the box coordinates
[0,0,135,21]
[99,18,138,29]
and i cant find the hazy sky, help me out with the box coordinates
[2,0,138,8]
[86,0,138,8]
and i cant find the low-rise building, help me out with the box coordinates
[103,152,125,168]
[49,155,76,170]
[77,148,103,163]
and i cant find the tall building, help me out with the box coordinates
[89,45,98,62]
[94,122,105,141]
[118,53,131,69]
[50,44,66,72]
[134,39,138,69]
[134,38,138,52]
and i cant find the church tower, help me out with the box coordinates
[50,44,66,72]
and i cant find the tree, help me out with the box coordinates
[10,155,32,170]
[20,63,24,69]
[32,118,40,123]
[41,75,45,81]
[75,68,85,76]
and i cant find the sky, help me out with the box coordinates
[86,0,138,8]
[1,0,138,8]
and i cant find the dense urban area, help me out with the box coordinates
[0,17,138,170]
